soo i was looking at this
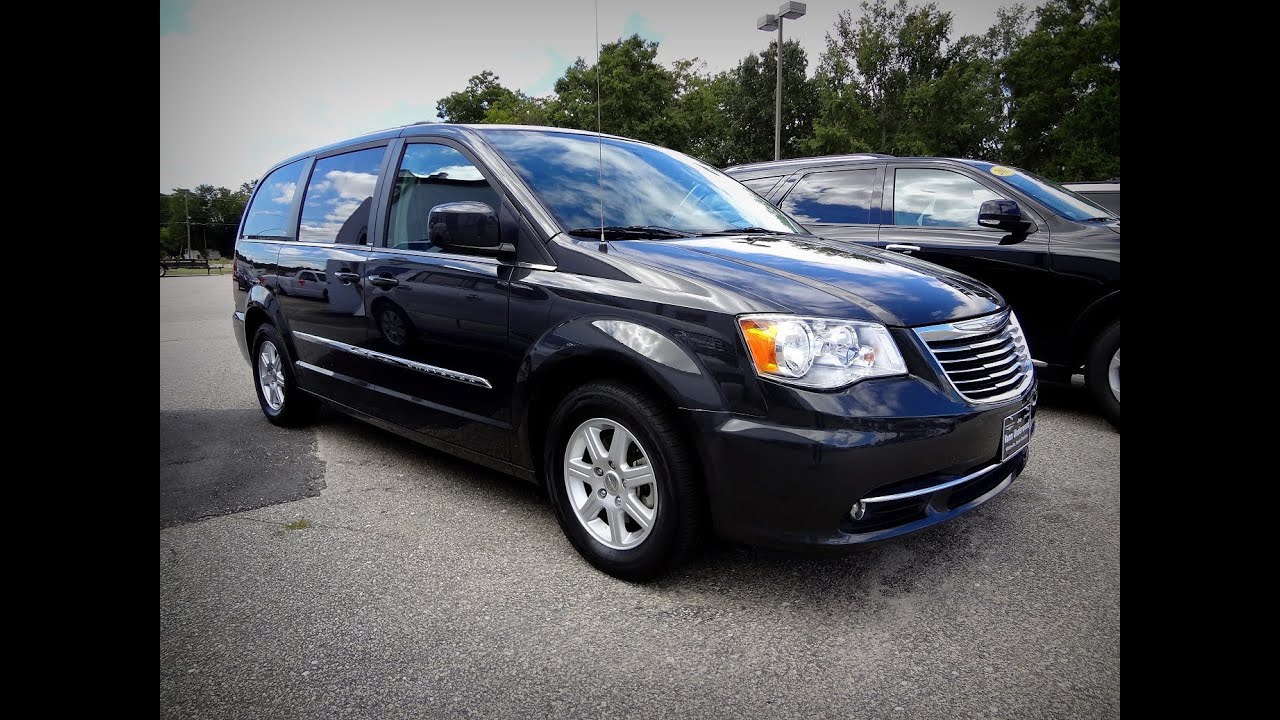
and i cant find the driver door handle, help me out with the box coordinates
[367,274,399,288]
[886,244,920,253]
[333,270,361,284]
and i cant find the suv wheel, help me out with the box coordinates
[545,382,701,581]
[252,324,319,427]
[160,263,167,277]
[1086,321,1120,429]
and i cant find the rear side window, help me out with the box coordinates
[781,169,878,224]
[387,143,499,253]
[892,168,1001,228]
[298,147,387,244]
[741,176,782,196]
[242,159,305,238]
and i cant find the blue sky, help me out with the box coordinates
[160,0,1024,192]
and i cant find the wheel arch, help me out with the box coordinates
[1068,290,1119,367]
[512,317,725,480]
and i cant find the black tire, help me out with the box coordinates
[544,382,702,581]
[1086,321,1120,429]
[251,324,320,427]
[160,263,167,277]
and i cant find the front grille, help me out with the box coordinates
[916,311,1033,403]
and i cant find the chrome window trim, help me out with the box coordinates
[292,332,493,389]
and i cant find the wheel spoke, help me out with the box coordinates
[576,495,603,523]
[623,494,654,529]
[620,464,654,489]
[584,426,608,464]
[566,459,596,486]
[606,508,626,544]
[608,424,633,467]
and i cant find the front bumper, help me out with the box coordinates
[688,376,1037,549]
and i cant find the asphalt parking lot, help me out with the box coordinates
[160,275,1119,719]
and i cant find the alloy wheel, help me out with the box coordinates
[258,341,286,411]
[1108,348,1120,403]
[563,417,658,550]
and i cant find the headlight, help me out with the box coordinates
[738,315,907,389]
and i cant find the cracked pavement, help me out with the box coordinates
[160,275,1120,719]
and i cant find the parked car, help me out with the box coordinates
[233,126,1038,580]
[276,269,329,300]
[1062,180,1120,216]
[727,155,1119,427]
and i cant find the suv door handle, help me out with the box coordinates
[333,271,361,284]
[367,274,399,288]
[886,244,920,253]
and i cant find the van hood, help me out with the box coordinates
[607,234,1004,327]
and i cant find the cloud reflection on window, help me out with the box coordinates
[893,169,1001,228]
[298,147,385,243]
[782,169,878,225]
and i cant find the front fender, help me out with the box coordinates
[511,314,760,471]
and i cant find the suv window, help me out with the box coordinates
[242,159,305,238]
[387,143,499,253]
[741,176,782,196]
[782,169,877,225]
[298,147,386,244]
[892,168,1001,228]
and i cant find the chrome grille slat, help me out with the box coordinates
[929,332,1011,353]
[915,312,1034,404]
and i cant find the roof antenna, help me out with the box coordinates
[594,0,606,253]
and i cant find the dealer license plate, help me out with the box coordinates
[1001,403,1034,460]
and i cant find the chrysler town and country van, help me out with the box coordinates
[232,125,1037,580]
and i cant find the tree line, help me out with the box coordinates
[161,0,1118,259]
[436,0,1119,181]
[160,183,254,259]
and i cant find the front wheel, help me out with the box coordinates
[545,382,702,581]
[160,263,167,277]
[1086,321,1120,429]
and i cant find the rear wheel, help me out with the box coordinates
[160,263,167,277]
[252,324,319,427]
[1086,321,1120,429]
[545,382,701,581]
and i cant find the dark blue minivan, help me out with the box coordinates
[232,125,1037,580]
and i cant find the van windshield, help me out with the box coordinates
[480,129,805,237]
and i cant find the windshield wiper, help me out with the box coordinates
[703,226,797,236]
[566,225,692,239]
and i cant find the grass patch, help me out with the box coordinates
[284,518,312,531]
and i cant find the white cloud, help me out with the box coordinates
[324,170,377,200]
[270,181,295,204]
[160,0,1028,192]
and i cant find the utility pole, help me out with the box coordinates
[184,191,192,259]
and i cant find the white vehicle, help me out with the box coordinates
[277,270,328,300]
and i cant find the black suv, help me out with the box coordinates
[232,126,1037,579]
[726,156,1119,426]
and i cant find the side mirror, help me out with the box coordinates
[427,201,510,254]
[978,199,1032,235]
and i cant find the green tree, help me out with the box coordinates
[1003,0,1120,179]
[551,35,681,147]
[436,71,524,123]
[718,39,816,164]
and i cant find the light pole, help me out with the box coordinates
[757,2,807,161]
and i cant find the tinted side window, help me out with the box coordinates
[298,147,386,244]
[741,176,782,196]
[892,168,1002,228]
[387,144,499,253]
[781,169,877,224]
[242,159,305,238]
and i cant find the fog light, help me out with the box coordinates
[851,501,867,521]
